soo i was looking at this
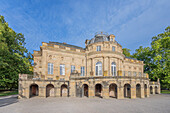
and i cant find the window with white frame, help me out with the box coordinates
[60,64,65,75]
[138,72,142,77]
[133,72,137,76]
[71,65,75,73]
[48,63,53,74]
[128,71,131,76]
[111,62,116,76]
[123,71,126,76]
[112,46,115,51]
[96,46,101,51]
[81,66,85,76]
[95,62,102,76]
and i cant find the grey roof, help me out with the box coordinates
[88,34,110,45]
[49,41,85,50]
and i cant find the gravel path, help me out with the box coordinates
[0,94,170,113]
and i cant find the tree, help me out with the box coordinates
[132,26,170,89]
[0,15,33,89]
[122,48,132,57]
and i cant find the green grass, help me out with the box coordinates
[161,90,170,94]
[0,90,18,97]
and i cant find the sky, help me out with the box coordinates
[0,0,170,54]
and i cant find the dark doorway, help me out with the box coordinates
[61,84,68,97]
[82,84,88,97]
[144,84,147,97]
[30,84,39,98]
[46,84,54,97]
[124,84,131,98]
[136,84,141,98]
[95,84,102,97]
[109,84,117,98]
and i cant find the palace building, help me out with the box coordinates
[18,32,160,99]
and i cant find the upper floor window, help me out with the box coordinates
[81,66,85,76]
[123,71,126,76]
[48,63,53,74]
[60,64,65,75]
[96,46,101,51]
[111,62,116,76]
[128,71,131,76]
[133,72,137,76]
[138,72,142,77]
[112,46,115,51]
[71,65,75,73]
[110,38,113,41]
[96,62,102,76]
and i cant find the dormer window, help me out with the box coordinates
[110,38,113,41]
[96,46,101,51]
[112,46,115,51]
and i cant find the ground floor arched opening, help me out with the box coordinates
[61,84,68,97]
[46,84,54,97]
[136,84,141,98]
[150,86,153,94]
[144,84,147,97]
[82,84,88,97]
[109,83,117,98]
[155,86,158,94]
[124,84,131,98]
[30,84,39,98]
[95,84,102,97]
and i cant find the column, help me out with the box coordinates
[152,86,155,94]
[117,82,124,99]
[147,86,150,97]
[141,84,145,98]
[108,57,110,76]
[39,87,46,98]
[25,87,30,99]
[102,86,109,99]
[103,57,104,75]
[131,83,136,99]
[89,82,95,98]
[69,80,76,97]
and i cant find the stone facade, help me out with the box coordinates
[18,33,160,99]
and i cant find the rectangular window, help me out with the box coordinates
[48,63,53,74]
[128,71,131,76]
[123,71,126,76]
[81,66,85,76]
[60,64,65,75]
[71,65,75,73]
[96,46,101,51]
[133,72,137,76]
[139,72,142,77]
[112,46,115,51]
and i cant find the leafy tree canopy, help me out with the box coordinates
[0,15,33,89]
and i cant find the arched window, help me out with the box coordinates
[111,62,116,76]
[96,62,102,76]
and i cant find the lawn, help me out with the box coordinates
[0,90,18,97]
[161,90,170,94]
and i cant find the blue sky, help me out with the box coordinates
[0,0,169,54]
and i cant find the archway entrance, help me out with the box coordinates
[61,84,68,97]
[95,84,102,97]
[136,84,141,98]
[46,84,54,97]
[150,86,153,94]
[109,83,117,98]
[30,84,39,98]
[124,84,131,98]
[155,86,158,94]
[144,84,147,97]
[82,84,88,97]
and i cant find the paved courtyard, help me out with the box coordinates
[0,94,170,113]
